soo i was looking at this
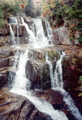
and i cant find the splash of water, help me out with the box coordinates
[11,49,31,91]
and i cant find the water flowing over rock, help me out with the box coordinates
[0,15,82,120]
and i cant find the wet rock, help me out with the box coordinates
[26,60,51,90]
[53,30,60,45]
[53,26,71,45]
[0,58,9,68]
[0,56,15,68]
[10,24,27,37]
[0,90,52,120]
[0,47,16,59]
[0,66,16,88]
[0,73,7,87]
[0,24,10,36]
[0,68,8,87]
[28,47,57,61]
[25,48,59,90]
[19,36,29,44]
[0,36,10,46]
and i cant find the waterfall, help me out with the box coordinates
[9,17,20,46]
[10,51,68,120]
[9,24,16,46]
[33,19,52,47]
[45,20,53,45]
[45,52,54,87]
[10,17,68,120]
[16,24,20,45]
[53,52,65,89]
[46,52,82,120]
[21,17,36,45]
[9,17,18,24]
[46,51,65,88]
[11,49,31,91]
[21,18,53,48]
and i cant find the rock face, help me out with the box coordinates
[25,47,57,90]
[53,26,71,45]
[0,88,52,120]
[0,87,76,120]
[57,45,82,114]
[26,60,51,90]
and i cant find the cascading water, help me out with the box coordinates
[10,52,68,120]
[9,17,20,46]
[33,19,52,47]
[21,18,53,48]
[9,24,16,46]
[11,49,31,91]
[46,51,82,120]
[9,17,18,24]
[21,17,36,45]
[53,52,65,88]
[10,18,68,120]
[16,24,20,45]
[45,20,53,45]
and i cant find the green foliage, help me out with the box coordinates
[0,7,4,26]
[2,2,21,19]
[79,76,82,83]
[0,0,22,26]
[77,36,82,42]
[76,21,82,31]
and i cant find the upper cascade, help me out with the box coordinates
[9,17,18,24]
[9,16,53,48]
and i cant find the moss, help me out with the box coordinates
[48,51,57,61]
[71,57,77,65]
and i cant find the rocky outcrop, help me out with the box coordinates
[26,60,51,90]
[26,47,57,90]
[0,87,76,120]
[53,26,71,45]
[0,88,52,120]
[0,24,10,36]
[10,24,27,37]
[55,45,82,114]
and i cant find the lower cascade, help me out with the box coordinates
[46,51,82,120]
[7,17,82,120]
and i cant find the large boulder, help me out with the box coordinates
[26,60,51,90]
[25,48,57,90]
[0,88,76,120]
[53,26,71,45]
